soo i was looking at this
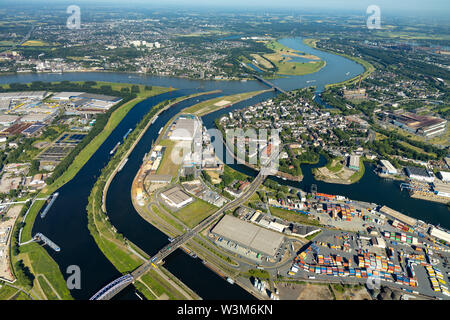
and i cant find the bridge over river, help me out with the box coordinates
[253,75,293,97]
[90,152,277,300]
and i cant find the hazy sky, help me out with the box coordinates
[10,0,450,16]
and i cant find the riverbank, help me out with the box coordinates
[127,91,285,299]
[312,157,367,185]
[2,84,171,300]
[302,38,375,89]
[87,93,217,300]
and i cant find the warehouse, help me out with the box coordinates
[0,91,47,100]
[52,92,84,100]
[169,116,200,141]
[20,113,53,123]
[405,166,435,183]
[0,115,19,127]
[379,206,417,227]
[211,215,284,257]
[161,186,193,208]
[438,171,450,183]
[429,227,450,244]
[391,112,447,138]
[380,159,397,175]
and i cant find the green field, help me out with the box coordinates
[171,198,217,228]
[270,206,320,226]
[6,83,170,300]
[262,40,325,76]
[0,285,19,300]
[184,90,267,116]
[156,139,181,178]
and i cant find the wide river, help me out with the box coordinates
[0,37,447,300]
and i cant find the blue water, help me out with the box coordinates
[0,37,368,300]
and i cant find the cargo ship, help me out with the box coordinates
[40,192,59,219]
[110,142,121,155]
[118,158,128,172]
[151,115,158,124]
[123,128,132,140]
[158,127,163,134]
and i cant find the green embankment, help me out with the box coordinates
[4,84,170,300]
[270,206,321,226]
[349,158,367,183]
[302,38,375,89]
[183,90,267,116]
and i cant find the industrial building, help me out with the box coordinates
[0,91,47,100]
[348,155,360,171]
[379,206,417,227]
[0,115,19,126]
[380,159,398,175]
[390,112,447,138]
[52,92,84,100]
[405,166,435,183]
[211,215,284,257]
[438,171,450,183]
[429,227,450,244]
[160,186,193,208]
[169,116,201,141]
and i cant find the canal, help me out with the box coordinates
[1,37,446,300]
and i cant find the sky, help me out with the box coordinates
[9,0,450,17]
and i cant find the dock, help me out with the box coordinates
[34,233,60,252]
[40,192,59,219]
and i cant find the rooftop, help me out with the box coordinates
[211,215,284,257]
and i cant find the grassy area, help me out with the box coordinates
[0,284,19,299]
[21,40,49,46]
[171,198,217,228]
[398,141,437,158]
[134,280,157,300]
[250,54,274,69]
[349,158,366,183]
[11,291,32,300]
[140,270,185,300]
[302,38,375,89]
[17,242,73,299]
[262,40,325,76]
[8,84,169,300]
[156,139,181,178]
[270,206,320,226]
[325,157,344,173]
[150,205,184,233]
[183,90,267,116]
[242,268,270,280]
[37,275,59,300]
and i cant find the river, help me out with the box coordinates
[1,37,446,300]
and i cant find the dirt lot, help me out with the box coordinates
[277,281,371,300]
[277,281,334,300]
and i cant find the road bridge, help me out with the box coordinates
[253,75,293,97]
[90,143,279,300]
